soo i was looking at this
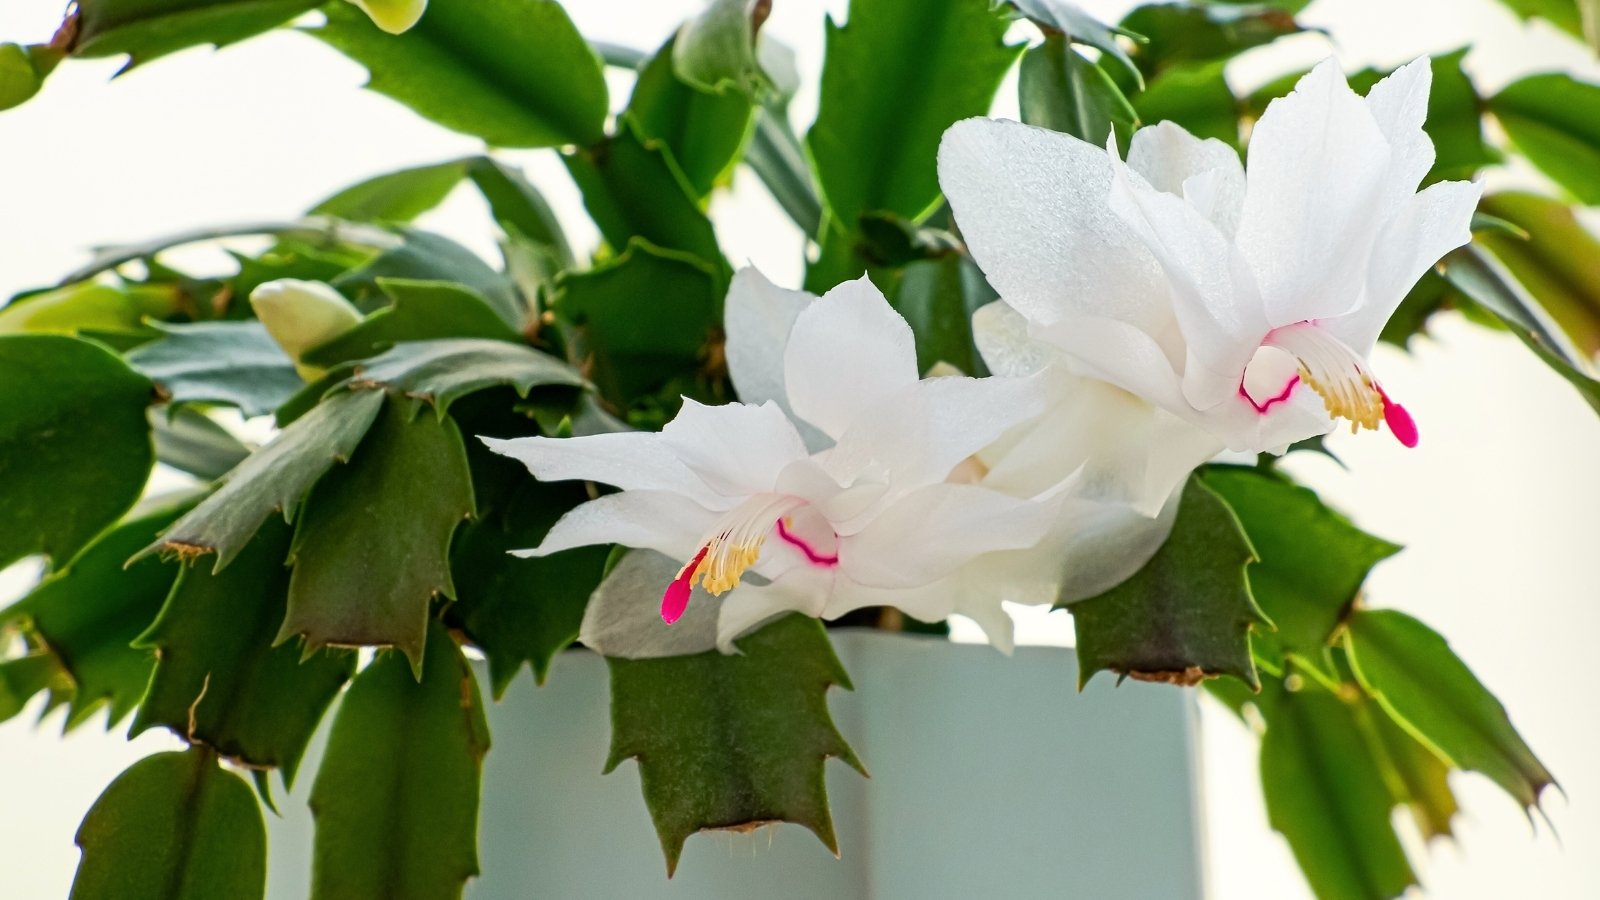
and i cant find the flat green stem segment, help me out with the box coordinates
[4,497,192,728]
[280,396,475,676]
[1260,684,1418,900]
[0,334,153,570]
[69,747,266,900]
[808,0,1020,231]
[71,0,318,65]
[605,614,864,876]
[133,516,354,786]
[346,338,584,416]
[447,479,609,696]
[309,623,490,900]
[312,0,607,147]
[1201,466,1398,659]
[1345,609,1556,811]
[150,388,385,570]
[126,321,301,418]
[1070,474,1268,689]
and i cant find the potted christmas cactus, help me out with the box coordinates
[0,0,1585,897]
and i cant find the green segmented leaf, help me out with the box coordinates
[1260,682,1419,900]
[1476,191,1600,357]
[311,0,607,147]
[70,747,266,900]
[1201,466,1398,661]
[309,623,490,900]
[0,334,154,570]
[1019,35,1139,146]
[1490,72,1600,204]
[809,0,1021,234]
[280,397,474,675]
[630,36,755,198]
[345,338,584,416]
[1345,609,1556,812]
[304,279,520,366]
[149,388,386,569]
[606,614,864,875]
[1069,473,1268,688]
[333,228,521,329]
[2,495,193,729]
[126,321,302,418]
[70,0,318,67]
[132,517,354,785]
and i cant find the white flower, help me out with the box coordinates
[485,270,1060,651]
[346,0,428,34]
[939,58,1482,455]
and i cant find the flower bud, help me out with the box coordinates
[346,0,429,35]
[249,279,362,379]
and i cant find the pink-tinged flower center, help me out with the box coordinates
[659,494,808,624]
[1250,322,1418,448]
[775,517,840,566]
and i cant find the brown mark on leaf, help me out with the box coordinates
[751,0,772,38]
[49,10,79,53]
[1127,666,1211,687]
[711,819,781,836]
[160,541,215,562]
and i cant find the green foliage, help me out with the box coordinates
[629,37,755,198]
[1492,0,1599,50]
[312,0,608,148]
[305,279,521,365]
[672,0,771,93]
[447,477,607,695]
[1345,609,1556,811]
[1019,36,1138,146]
[0,43,61,111]
[808,0,1020,251]
[346,338,584,414]
[1006,0,1143,85]
[127,321,302,417]
[0,282,176,337]
[310,160,474,223]
[564,117,727,272]
[606,614,864,875]
[1259,682,1419,900]
[892,253,995,374]
[333,229,521,327]
[149,407,251,481]
[0,335,153,570]
[1490,73,1600,203]
[132,517,354,784]
[553,239,720,403]
[1070,474,1268,688]
[2,496,192,728]
[69,0,318,66]
[281,397,474,676]
[309,623,489,900]
[1476,191,1600,356]
[1122,3,1301,77]
[70,747,266,900]
[1442,244,1600,416]
[1132,60,1238,145]
[1201,466,1399,663]
[1364,699,1459,841]
[153,388,384,569]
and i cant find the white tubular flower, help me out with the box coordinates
[248,279,362,380]
[939,58,1482,454]
[486,270,1059,651]
[346,0,428,34]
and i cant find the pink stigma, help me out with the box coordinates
[1241,375,1300,415]
[776,518,839,567]
[1379,387,1419,448]
[660,546,708,625]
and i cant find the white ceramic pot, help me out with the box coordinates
[267,631,1204,899]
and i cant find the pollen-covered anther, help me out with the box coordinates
[1265,322,1385,433]
[1297,366,1384,433]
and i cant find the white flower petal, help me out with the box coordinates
[972,300,1060,377]
[1333,178,1482,354]
[659,399,811,497]
[714,567,832,653]
[1363,57,1436,217]
[482,432,711,501]
[579,550,721,659]
[781,276,918,439]
[723,267,832,450]
[1051,492,1181,604]
[825,373,1051,497]
[938,118,1169,332]
[520,490,712,558]
[1033,314,1189,415]
[1128,121,1246,235]
[980,375,1221,516]
[1236,59,1393,325]
[839,484,1057,589]
[1108,153,1267,409]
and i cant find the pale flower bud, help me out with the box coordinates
[249,279,362,379]
[346,0,429,35]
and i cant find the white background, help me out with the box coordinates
[1,0,1597,897]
